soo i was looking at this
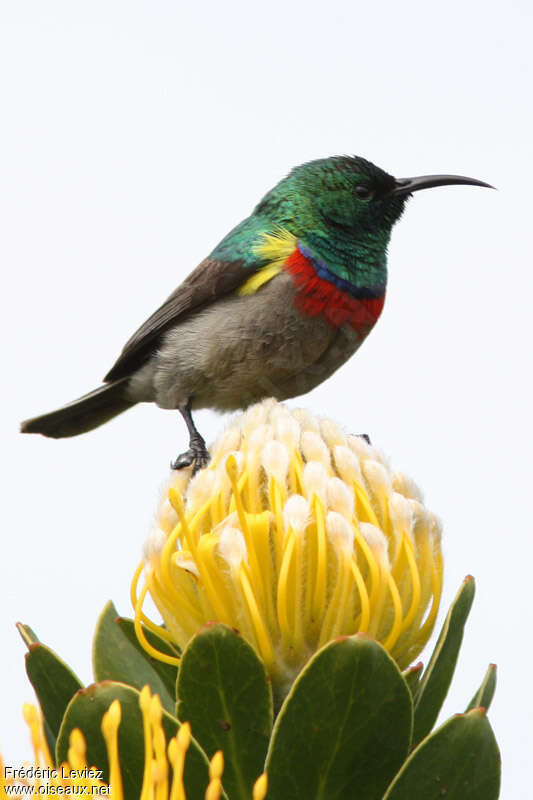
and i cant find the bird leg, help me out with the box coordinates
[171,398,210,474]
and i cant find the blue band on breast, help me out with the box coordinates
[298,243,385,300]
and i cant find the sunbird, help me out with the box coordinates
[21,156,491,470]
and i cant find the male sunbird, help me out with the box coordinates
[21,156,491,470]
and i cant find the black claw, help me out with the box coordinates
[174,398,210,475]
[171,450,194,470]
[171,439,210,474]
[358,433,371,445]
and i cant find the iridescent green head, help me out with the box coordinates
[253,155,491,287]
[256,156,406,237]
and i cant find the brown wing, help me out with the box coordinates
[104,256,247,381]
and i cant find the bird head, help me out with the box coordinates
[254,155,492,281]
[257,155,491,240]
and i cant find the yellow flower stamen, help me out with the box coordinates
[226,456,269,619]
[239,561,276,668]
[205,750,224,800]
[133,401,443,694]
[276,529,296,652]
[101,699,123,800]
[349,558,371,632]
[353,482,381,527]
[134,577,181,667]
[382,571,404,650]
[269,476,285,570]
[8,690,268,799]
[139,686,155,800]
[396,533,422,632]
[311,495,328,630]
[253,774,268,800]
[175,722,191,800]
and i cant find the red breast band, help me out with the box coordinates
[284,248,385,331]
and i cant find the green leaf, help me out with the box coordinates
[17,623,83,762]
[382,708,500,799]
[177,623,272,800]
[466,664,497,713]
[116,615,180,693]
[17,623,40,646]
[412,576,475,746]
[56,681,210,798]
[402,662,423,700]
[92,602,177,713]
[266,634,412,800]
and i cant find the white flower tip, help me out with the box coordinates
[262,440,289,482]
[392,472,424,502]
[319,419,346,448]
[291,407,320,433]
[156,498,178,535]
[283,494,311,533]
[164,469,190,499]
[211,427,242,460]
[186,469,216,512]
[303,461,328,503]
[273,414,301,449]
[388,492,414,538]
[360,522,390,568]
[248,424,273,452]
[174,552,200,577]
[218,526,247,568]
[241,401,271,436]
[144,527,167,560]
[363,460,392,496]
[326,511,354,552]
[408,498,429,529]
[333,445,363,484]
[430,514,443,545]
[261,397,278,416]
[346,434,375,460]
[327,476,354,519]
[268,403,291,426]
[301,431,331,467]
[223,451,244,481]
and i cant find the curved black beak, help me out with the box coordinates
[391,174,495,197]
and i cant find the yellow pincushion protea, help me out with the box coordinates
[132,400,443,694]
[1,689,267,800]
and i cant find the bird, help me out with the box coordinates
[21,155,492,471]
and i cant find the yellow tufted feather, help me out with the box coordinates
[237,227,297,296]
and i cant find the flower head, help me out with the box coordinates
[133,401,442,696]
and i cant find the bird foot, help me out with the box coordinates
[171,436,210,475]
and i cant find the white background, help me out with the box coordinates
[1,1,531,795]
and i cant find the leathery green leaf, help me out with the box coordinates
[17,623,83,762]
[116,616,180,690]
[383,708,500,799]
[413,576,475,745]
[402,662,423,700]
[266,635,412,800]
[92,601,177,712]
[16,623,40,647]
[466,664,497,713]
[177,623,272,800]
[56,682,211,798]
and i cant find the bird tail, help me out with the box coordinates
[20,378,136,438]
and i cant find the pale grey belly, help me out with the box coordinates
[127,273,365,411]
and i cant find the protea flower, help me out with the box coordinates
[134,400,443,700]
[5,402,500,799]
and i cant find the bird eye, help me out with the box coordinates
[354,185,374,201]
